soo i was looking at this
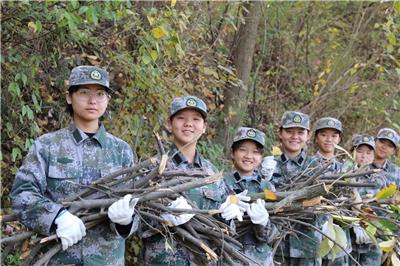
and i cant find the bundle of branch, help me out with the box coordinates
[235,167,399,266]
[1,135,254,265]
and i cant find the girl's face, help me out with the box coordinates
[315,128,341,155]
[278,127,309,154]
[375,139,396,160]
[231,140,262,176]
[168,109,206,147]
[66,84,110,124]
[355,144,375,167]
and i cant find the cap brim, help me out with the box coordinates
[69,81,112,92]
[232,137,265,148]
[282,124,309,130]
[377,137,398,148]
[170,107,207,119]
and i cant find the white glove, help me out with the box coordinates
[260,156,277,180]
[247,198,269,226]
[108,194,139,225]
[55,210,86,251]
[161,196,195,226]
[219,190,251,222]
[353,224,373,245]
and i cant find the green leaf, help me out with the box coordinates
[12,147,22,162]
[395,1,400,14]
[8,82,21,96]
[21,74,27,86]
[387,33,397,46]
[142,54,151,65]
[330,224,347,261]
[376,184,397,199]
[150,50,158,61]
[319,238,332,258]
[35,20,42,33]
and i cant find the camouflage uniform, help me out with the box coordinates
[221,127,277,266]
[272,111,323,266]
[141,96,226,265]
[11,123,136,265]
[374,128,400,187]
[313,117,351,266]
[346,135,385,266]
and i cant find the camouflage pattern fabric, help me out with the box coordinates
[312,152,352,266]
[223,170,276,266]
[280,111,310,130]
[314,117,342,133]
[272,150,324,265]
[169,95,207,119]
[141,144,225,265]
[351,134,375,150]
[312,152,344,176]
[376,128,399,149]
[232,127,266,148]
[371,160,400,187]
[69,65,111,91]
[11,123,135,265]
[347,163,386,266]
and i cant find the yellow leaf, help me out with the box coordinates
[150,50,158,61]
[263,189,277,201]
[28,21,37,32]
[152,27,167,39]
[319,78,326,85]
[147,16,155,26]
[271,146,282,156]
[171,0,177,7]
[379,238,395,252]
[331,224,348,260]
[313,84,319,96]
[376,184,397,200]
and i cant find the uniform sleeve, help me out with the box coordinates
[10,140,64,236]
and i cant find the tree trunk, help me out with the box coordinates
[217,1,263,153]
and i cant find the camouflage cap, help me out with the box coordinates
[280,111,310,130]
[376,128,399,148]
[69,65,111,91]
[170,95,207,118]
[232,127,265,148]
[352,134,375,150]
[314,117,342,133]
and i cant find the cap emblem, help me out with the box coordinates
[90,70,102,80]
[293,115,302,123]
[186,98,197,107]
[247,129,256,138]
[327,120,335,126]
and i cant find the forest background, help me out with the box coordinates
[1,1,400,264]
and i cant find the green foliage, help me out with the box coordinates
[3,253,22,266]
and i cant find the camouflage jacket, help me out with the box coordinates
[272,150,325,259]
[11,123,136,266]
[223,170,277,266]
[141,144,225,265]
[271,149,319,190]
[371,159,400,187]
[351,163,389,196]
[312,151,344,176]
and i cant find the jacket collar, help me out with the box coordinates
[69,123,107,147]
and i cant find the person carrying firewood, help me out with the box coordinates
[140,95,230,265]
[372,128,400,187]
[312,117,352,266]
[348,134,387,266]
[220,127,278,266]
[270,111,323,266]
[10,65,140,265]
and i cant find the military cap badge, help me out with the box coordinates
[327,120,335,126]
[247,129,256,138]
[363,136,370,142]
[293,115,302,123]
[90,70,102,80]
[186,98,197,107]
